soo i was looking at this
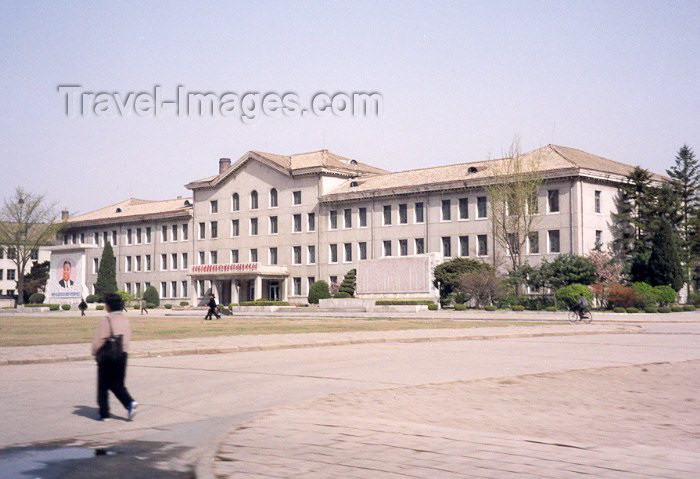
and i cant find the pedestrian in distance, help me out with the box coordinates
[78,298,88,317]
[140,297,148,315]
[91,293,138,421]
[204,294,220,320]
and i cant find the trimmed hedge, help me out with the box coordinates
[24,303,45,307]
[240,300,290,306]
[61,304,71,311]
[511,305,525,311]
[428,304,438,311]
[375,300,435,306]
[180,301,189,307]
[164,304,173,309]
[683,305,696,312]
[96,305,105,310]
[28,292,45,304]
[484,305,497,311]
[613,307,626,313]
[228,303,238,308]
[146,303,156,309]
[626,307,639,313]
[671,306,683,312]
[645,306,658,313]
[86,294,99,303]
[545,306,557,312]
[133,305,139,310]
[333,291,352,299]
[454,303,466,311]
[659,306,671,313]
[49,304,60,311]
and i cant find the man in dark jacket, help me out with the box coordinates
[204,294,220,320]
[78,298,88,317]
[574,294,589,319]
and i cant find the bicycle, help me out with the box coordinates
[568,308,592,323]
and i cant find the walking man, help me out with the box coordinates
[78,298,88,317]
[204,294,220,320]
[91,293,138,421]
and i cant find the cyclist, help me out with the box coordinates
[573,294,589,319]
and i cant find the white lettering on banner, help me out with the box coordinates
[191,263,259,274]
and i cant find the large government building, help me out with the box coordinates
[46,145,659,305]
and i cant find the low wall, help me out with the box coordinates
[234,306,299,313]
[318,298,431,313]
[0,298,15,309]
[369,305,429,313]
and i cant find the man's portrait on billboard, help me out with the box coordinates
[59,261,74,288]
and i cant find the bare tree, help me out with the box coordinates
[0,188,63,304]
[485,138,543,274]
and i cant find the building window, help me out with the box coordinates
[171,253,178,270]
[250,249,258,263]
[146,227,152,243]
[7,269,16,280]
[528,232,539,254]
[477,196,487,218]
[353,241,366,260]
[459,236,469,256]
[232,193,240,212]
[181,281,188,298]
[270,188,278,208]
[250,190,259,209]
[344,209,352,228]
[595,230,603,248]
[210,200,218,214]
[135,228,141,244]
[111,231,117,246]
[270,247,278,265]
[182,253,188,269]
[383,240,392,257]
[160,254,167,270]
[210,221,218,239]
[125,283,131,295]
[103,231,108,246]
[161,282,167,299]
[231,250,239,263]
[529,191,539,214]
[293,191,302,205]
[383,205,392,225]
[172,224,178,241]
[270,216,278,234]
[415,238,425,255]
[307,245,316,264]
[441,199,451,221]
[93,232,99,245]
[307,277,315,292]
[399,239,408,256]
[162,225,169,242]
[442,237,452,257]
[198,251,205,265]
[329,210,338,229]
[329,276,338,287]
[595,190,601,214]
[459,198,468,220]
[171,281,177,298]
[293,277,302,296]
[548,190,560,213]
[548,230,561,253]
[124,256,131,272]
[0,270,4,280]
[344,243,352,262]
[136,255,142,272]
[182,224,188,240]
[308,212,316,231]
[210,251,218,264]
[145,255,151,271]
[231,219,239,237]
[399,204,408,224]
[477,234,488,256]
[329,244,338,263]
[293,214,301,232]
[415,202,424,223]
[293,246,302,265]
[198,222,205,239]
[93,258,99,273]
[359,207,367,227]
[124,229,131,245]
[250,218,258,235]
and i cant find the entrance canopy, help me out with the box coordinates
[189,262,289,303]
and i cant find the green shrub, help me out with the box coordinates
[229,303,238,308]
[683,305,696,311]
[375,300,435,305]
[658,306,671,313]
[28,292,45,304]
[428,304,438,311]
[511,305,525,311]
[86,294,99,303]
[333,291,352,298]
[613,307,626,313]
[23,303,43,307]
[116,290,133,303]
[61,304,71,311]
[653,285,677,306]
[545,306,557,312]
[484,305,497,311]
[240,300,290,306]
[631,282,657,308]
[133,304,139,310]
[49,304,60,311]
[644,306,658,313]
[164,304,173,309]
[218,304,225,309]
[689,292,700,306]
[143,286,160,308]
[339,269,356,297]
[146,303,155,309]
[96,305,105,311]
[555,284,593,309]
[308,280,331,304]
[671,306,683,312]
[626,307,639,313]
[180,301,189,307]
[454,303,466,311]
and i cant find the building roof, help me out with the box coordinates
[321,145,666,201]
[186,149,388,189]
[66,197,192,226]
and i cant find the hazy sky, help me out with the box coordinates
[1,0,698,216]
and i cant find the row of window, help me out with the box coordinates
[120,280,188,299]
[0,248,37,260]
[0,289,15,296]
[63,224,189,247]
[109,252,190,274]
[0,269,17,281]
[201,213,317,239]
[212,189,303,214]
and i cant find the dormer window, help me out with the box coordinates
[467,166,478,174]
[350,181,359,187]
[116,208,122,213]
[350,159,358,165]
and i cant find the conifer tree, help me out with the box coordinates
[95,242,117,302]
[648,219,684,291]
[339,269,357,297]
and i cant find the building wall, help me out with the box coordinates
[0,247,51,296]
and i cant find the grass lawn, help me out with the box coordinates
[0,313,527,347]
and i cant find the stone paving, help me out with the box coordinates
[211,361,700,478]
